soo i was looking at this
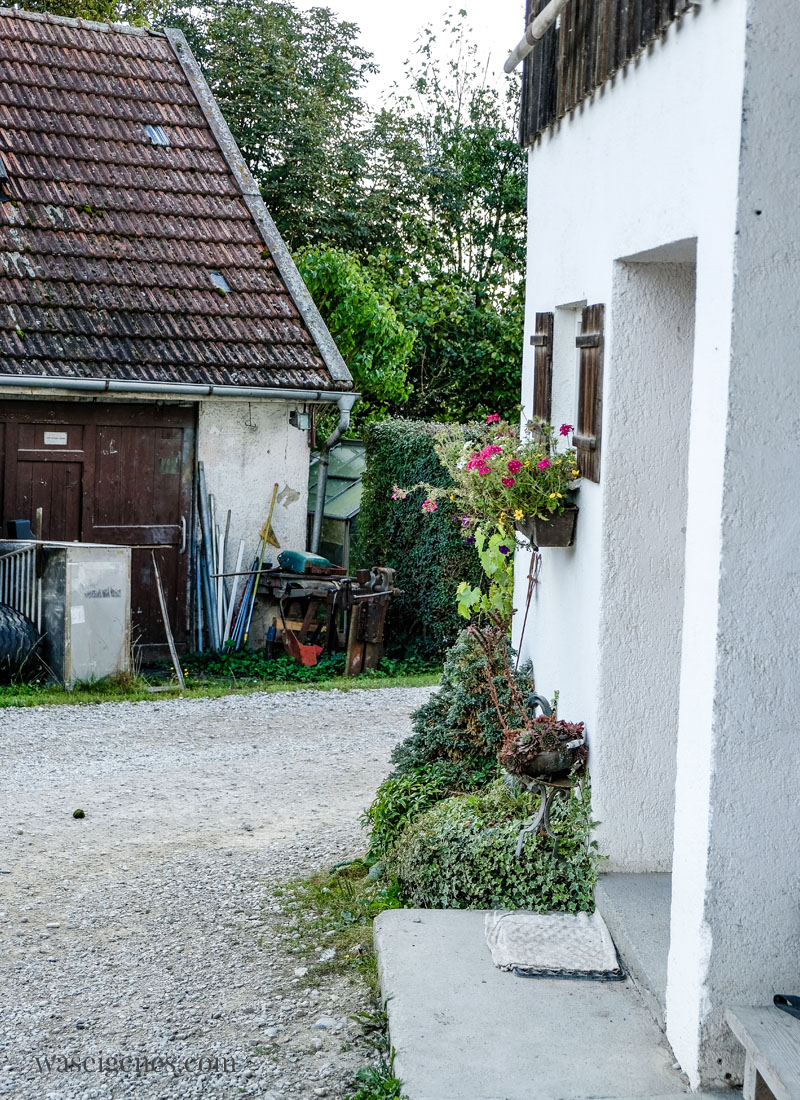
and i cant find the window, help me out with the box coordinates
[208,270,231,294]
[144,123,170,147]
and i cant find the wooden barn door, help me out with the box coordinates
[85,405,195,654]
[0,401,195,654]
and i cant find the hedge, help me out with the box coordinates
[356,419,482,659]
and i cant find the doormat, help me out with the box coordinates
[485,910,625,981]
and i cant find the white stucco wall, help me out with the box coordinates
[197,398,310,589]
[667,0,800,1086]
[594,258,696,871]
[515,0,748,867]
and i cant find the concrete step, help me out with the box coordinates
[595,872,672,1030]
[374,908,691,1100]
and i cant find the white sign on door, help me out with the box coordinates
[43,431,68,446]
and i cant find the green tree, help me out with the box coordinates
[161,0,404,255]
[17,0,153,22]
[384,14,527,420]
[295,246,414,421]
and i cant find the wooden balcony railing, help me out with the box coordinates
[520,0,698,146]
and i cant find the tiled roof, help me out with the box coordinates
[0,8,352,391]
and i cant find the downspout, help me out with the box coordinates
[310,392,359,555]
[504,0,570,72]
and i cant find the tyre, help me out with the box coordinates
[0,602,41,682]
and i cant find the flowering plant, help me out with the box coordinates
[394,415,580,541]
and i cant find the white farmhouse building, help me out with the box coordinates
[511,0,800,1088]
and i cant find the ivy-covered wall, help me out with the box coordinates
[357,419,481,658]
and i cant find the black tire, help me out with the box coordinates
[0,602,40,682]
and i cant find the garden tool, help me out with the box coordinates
[240,484,280,647]
[279,601,322,667]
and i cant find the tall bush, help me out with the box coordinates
[357,420,482,658]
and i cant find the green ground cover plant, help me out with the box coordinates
[390,779,598,911]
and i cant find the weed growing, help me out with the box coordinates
[271,865,407,1100]
[271,862,402,997]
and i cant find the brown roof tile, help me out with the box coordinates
[0,8,352,391]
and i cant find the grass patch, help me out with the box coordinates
[272,865,409,1099]
[0,671,440,709]
[271,862,403,997]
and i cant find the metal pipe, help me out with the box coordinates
[309,393,356,555]
[0,373,360,406]
[504,0,570,72]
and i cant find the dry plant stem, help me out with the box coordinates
[469,613,534,738]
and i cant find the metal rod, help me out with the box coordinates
[197,462,220,651]
[151,550,186,690]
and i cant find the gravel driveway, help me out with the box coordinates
[0,686,432,1100]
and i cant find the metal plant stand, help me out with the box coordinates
[514,775,574,858]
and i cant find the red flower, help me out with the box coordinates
[537,459,551,471]
[486,413,500,424]
[502,476,515,488]
[507,459,522,474]
[559,423,573,437]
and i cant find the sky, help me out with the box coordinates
[290,0,526,105]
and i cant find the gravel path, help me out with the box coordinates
[0,686,432,1100]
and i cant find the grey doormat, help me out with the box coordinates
[485,910,625,981]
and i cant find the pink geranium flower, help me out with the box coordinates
[537,459,551,471]
[486,413,500,424]
[421,499,437,513]
[559,423,573,437]
[507,459,522,474]
[502,477,515,488]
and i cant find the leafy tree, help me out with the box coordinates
[295,246,413,421]
[384,15,527,420]
[17,0,153,22]
[161,0,406,255]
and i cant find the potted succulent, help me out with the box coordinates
[499,715,587,779]
[394,415,581,549]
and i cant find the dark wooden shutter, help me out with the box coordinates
[574,303,605,483]
[530,312,554,422]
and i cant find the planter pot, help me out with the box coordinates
[515,503,578,548]
[501,736,586,780]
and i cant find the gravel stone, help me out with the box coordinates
[0,686,432,1098]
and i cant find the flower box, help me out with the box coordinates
[515,503,578,548]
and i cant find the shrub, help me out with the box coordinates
[391,780,598,911]
[390,628,533,778]
[363,763,477,860]
[356,420,482,659]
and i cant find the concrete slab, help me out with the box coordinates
[374,908,688,1100]
[596,873,672,1029]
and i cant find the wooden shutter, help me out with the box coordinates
[530,312,554,422]
[574,303,605,483]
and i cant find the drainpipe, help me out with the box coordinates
[504,0,570,72]
[309,392,358,555]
